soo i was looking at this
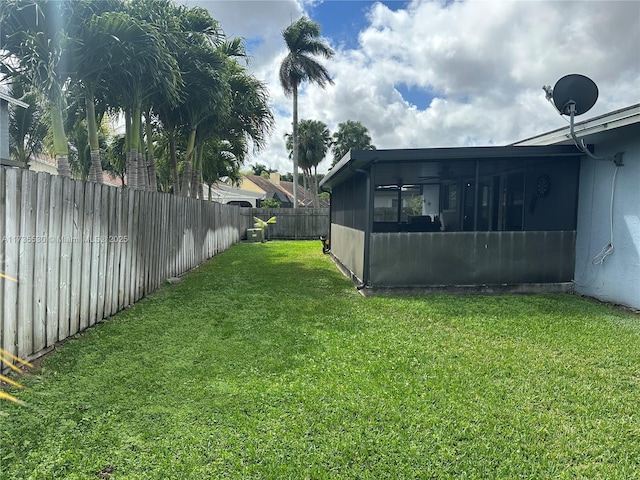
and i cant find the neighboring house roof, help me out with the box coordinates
[514,103,640,147]
[0,88,28,108]
[102,171,124,188]
[205,181,263,205]
[0,87,29,167]
[244,174,289,196]
[241,174,325,207]
[28,154,124,187]
[278,180,329,207]
[28,154,58,175]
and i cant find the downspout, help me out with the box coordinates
[349,162,372,290]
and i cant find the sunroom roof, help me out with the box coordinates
[319,145,584,191]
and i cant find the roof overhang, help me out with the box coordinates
[0,90,28,108]
[513,103,640,146]
[320,144,585,191]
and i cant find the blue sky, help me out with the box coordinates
[193,0,639,174]
[306,0,433,109]
[308,0,408,49]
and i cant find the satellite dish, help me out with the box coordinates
[543,73,624,166]
[552,74,598,116]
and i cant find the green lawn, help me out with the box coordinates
[1,241,639,479]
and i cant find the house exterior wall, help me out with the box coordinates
[239,177,266,194]
[28,155,58,175]
[0,98,9,161]
[369,231,576,287]
[574,124,640,309]
[330,224,365,282]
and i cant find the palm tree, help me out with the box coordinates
[279,16,334,208]
[70,2,169,185]
[331,120,375,166]
[285,119,330,208]
[177,45,228,197]
[112,0,182,190]
[1,0,74,177]
[154,5,228,197]
[8,79,47,167]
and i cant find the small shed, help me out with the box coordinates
[0,88,29,167]
[319,145,585,293]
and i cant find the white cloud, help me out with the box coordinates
[193,0,640,174]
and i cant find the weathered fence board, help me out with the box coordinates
[70,179,84,336]
[0,168,5,359]
[46,176,62,346]
[33,173,50,353]
[242,207,330,240]
[58,177,74,340]
[1,167,246,366]
[3,168,19,360]
[18,170,36,358]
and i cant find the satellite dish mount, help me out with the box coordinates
[543,74,624,166]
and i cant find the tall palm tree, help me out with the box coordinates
[285,119,330,208]
[156,6,227,197]
[114,0,182,190]
[331,119,375,166]
[71,2,169,185]
[0,0,74,177]
[279,16,334,208]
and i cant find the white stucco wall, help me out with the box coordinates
[422,184,440,217]
[574,124,640,309]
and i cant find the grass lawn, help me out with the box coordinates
[1,241,639,479]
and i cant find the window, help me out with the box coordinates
[442,183,457,211]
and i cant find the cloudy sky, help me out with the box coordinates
[187,0,640,174]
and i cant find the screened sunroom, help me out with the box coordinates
[319,145,584,293]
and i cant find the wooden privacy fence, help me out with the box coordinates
[243,207,329,239]
[1,167,249,367]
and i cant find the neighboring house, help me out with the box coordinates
[28,153,58,175]
[514,103,640,310]
[203,181,263,207]
[278,178,330,208]
[319,104,639,310]
[27,153,125,187]
[240,173,293,207]
[240,172,327,208]
[0,88,28,167]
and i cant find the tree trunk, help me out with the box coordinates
[312,166,320,208]
[131,107,146,190]
[50,100,71,178]
[180,128,196,197]
[56,154,72,178]
[138,150,148,191]
[302,170,308,206]
[128,149,138,190]
[292,86,299,209]
[124,111,136,189]
[89,150,102,184]
[193,169,202,200]
[147,153,157,192]
[181,161,192,197]
[145,112,157,192]
[169,134,179,194]
[85,90,103,184]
